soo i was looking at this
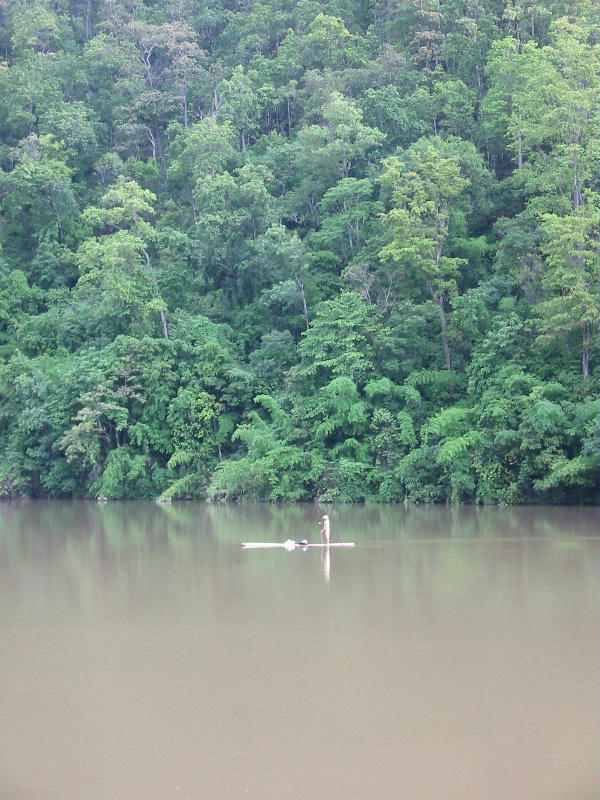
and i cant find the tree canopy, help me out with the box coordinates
[0,0,597,504]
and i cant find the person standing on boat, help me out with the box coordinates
[320,514,330,546]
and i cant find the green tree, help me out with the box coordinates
[379,137,469,370]
[216,65,262,149]
[537,206,599,378]
[310,178,382,265]
[0,134,79,274]
[76,177,169,338]
[166,118,238,222]
[283,92,384,225]
[291,291,381,390]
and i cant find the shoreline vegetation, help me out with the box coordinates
[0,0,597,505]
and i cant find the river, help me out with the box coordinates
[1,502,598,799]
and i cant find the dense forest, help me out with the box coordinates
[0,0,597,503]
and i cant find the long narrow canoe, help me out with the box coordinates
[241,541,355,549]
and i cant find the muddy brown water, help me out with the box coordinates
[1,502,598,799]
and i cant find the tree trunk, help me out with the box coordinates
[582,322,590,378]
[142,248,169,339]
[84,0,92,40]
[154,124,163,160]
[147,128,156,160]
[573,162,583,208]
[297,277,310,330]
[436,294,452,371]
[158,310,169,340]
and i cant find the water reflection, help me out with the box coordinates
[1,501,598,618]
[2,499,597,547]
[322,546,331,582]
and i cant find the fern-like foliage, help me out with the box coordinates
[534,455,598,491]
[422,406,472,441]
[436,430,482,464]
[94,447,148,499]
[364,377,401,399]
[254,394,291,432]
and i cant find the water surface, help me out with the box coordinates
[1,502,598,799]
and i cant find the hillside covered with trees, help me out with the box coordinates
[0,0,597,503]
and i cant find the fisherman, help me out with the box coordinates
[319,514,330,546]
